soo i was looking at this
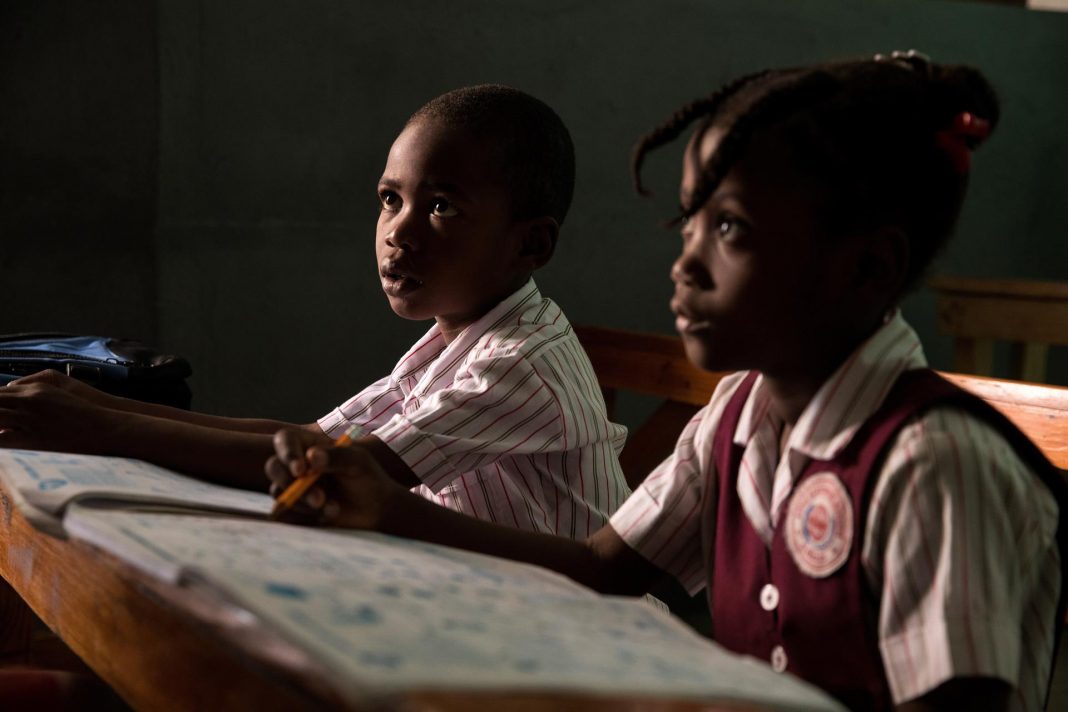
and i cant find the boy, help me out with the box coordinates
[0,85,630,538]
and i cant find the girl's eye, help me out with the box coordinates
[430,198,458,218]
[716,213,748,242]
[379,190,400,211]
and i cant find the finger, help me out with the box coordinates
[264,456,295,488]
[272,429,308,477]
[0,430,39,450]
[320,499,341,524]
[303,485,327,509]
[13,369,63,387]
[306,446,329,469]
[0,407,23,427]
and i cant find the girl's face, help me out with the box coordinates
[669,125,857,378]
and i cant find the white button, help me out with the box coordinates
[771,645,788,673]
[759,583,780,612]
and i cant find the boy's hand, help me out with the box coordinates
[265,427,405,530]
[0,379,116,452]
[9,370,116,407]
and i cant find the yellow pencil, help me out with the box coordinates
[271,425,360,517]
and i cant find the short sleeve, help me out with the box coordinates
[864,408,1061,706]
[317,374,402,439]
[610,407,716,595]
[372,348,565,493]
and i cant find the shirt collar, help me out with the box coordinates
[733,312,928,461]
[391,279,541,385]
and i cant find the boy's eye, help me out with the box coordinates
[379,190,400,211]
[430,198,458,218]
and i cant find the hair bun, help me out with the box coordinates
[931,64,1000,138]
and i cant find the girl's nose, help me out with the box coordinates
[671,237,712,290]
[670,258,692,286]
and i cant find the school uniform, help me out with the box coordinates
[320,279,630,539]
[610,313,1062,710]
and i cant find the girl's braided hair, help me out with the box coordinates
[632,54,1000,292]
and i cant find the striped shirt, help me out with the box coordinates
[610,313,1060,707]
[320,280,630,540]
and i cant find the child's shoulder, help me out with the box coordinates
[467,297,573,362]
[678,370,757,445]
[876,401,1057,525]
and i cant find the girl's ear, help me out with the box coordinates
[855,225,910,310]
[518,217,559,270]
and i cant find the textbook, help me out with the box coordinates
[63,506,846,711]
[0,449,271,536]
[0,449,844,710]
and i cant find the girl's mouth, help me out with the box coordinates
[675,313,712,334]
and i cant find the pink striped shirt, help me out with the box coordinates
[320,280,630,539]
[610,313,1060,707]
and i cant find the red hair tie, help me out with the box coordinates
[936,111,992,174]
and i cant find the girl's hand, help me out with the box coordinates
[265,427,406,530]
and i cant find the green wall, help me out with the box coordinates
[2,1,158,341]
[5,0,1067,420]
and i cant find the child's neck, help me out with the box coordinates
[760,318,884,425]
[435,274,533,345]
[762,372,833,427]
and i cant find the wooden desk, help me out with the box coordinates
[0,483,767,712]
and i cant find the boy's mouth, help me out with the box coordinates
[380,263,424,297]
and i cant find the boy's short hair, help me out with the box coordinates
[408,85,576,225]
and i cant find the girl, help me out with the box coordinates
[267,54,1065,711]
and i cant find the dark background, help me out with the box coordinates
[3,0,1066,422]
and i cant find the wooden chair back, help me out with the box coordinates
[575,325,1068,485]
[929,275,1068,383]
[575,326,728,488]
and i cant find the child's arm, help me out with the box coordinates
[8,370,294,434]
[265,437,664,595]
[869,412,1057,709]
[0,379,326,490]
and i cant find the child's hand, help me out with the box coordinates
[265,427,404,530]
[8,370,116,407]
[0,379,116,452]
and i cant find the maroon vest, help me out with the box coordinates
[703,369,1066,711]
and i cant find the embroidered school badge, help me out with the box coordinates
[784,472,853,578]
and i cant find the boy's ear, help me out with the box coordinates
[855,225,910,309]
[518,217,559,270]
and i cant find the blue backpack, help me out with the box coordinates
[0,333,193,409]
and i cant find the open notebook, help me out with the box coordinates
[0,449,845,710]
[0,449,271,535]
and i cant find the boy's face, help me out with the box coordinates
[375,119,531,340]
[669,126,857,377]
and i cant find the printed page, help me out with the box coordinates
[64,506,844,711]
[0,449,271,523]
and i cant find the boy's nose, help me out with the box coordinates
[385,215,421,251]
